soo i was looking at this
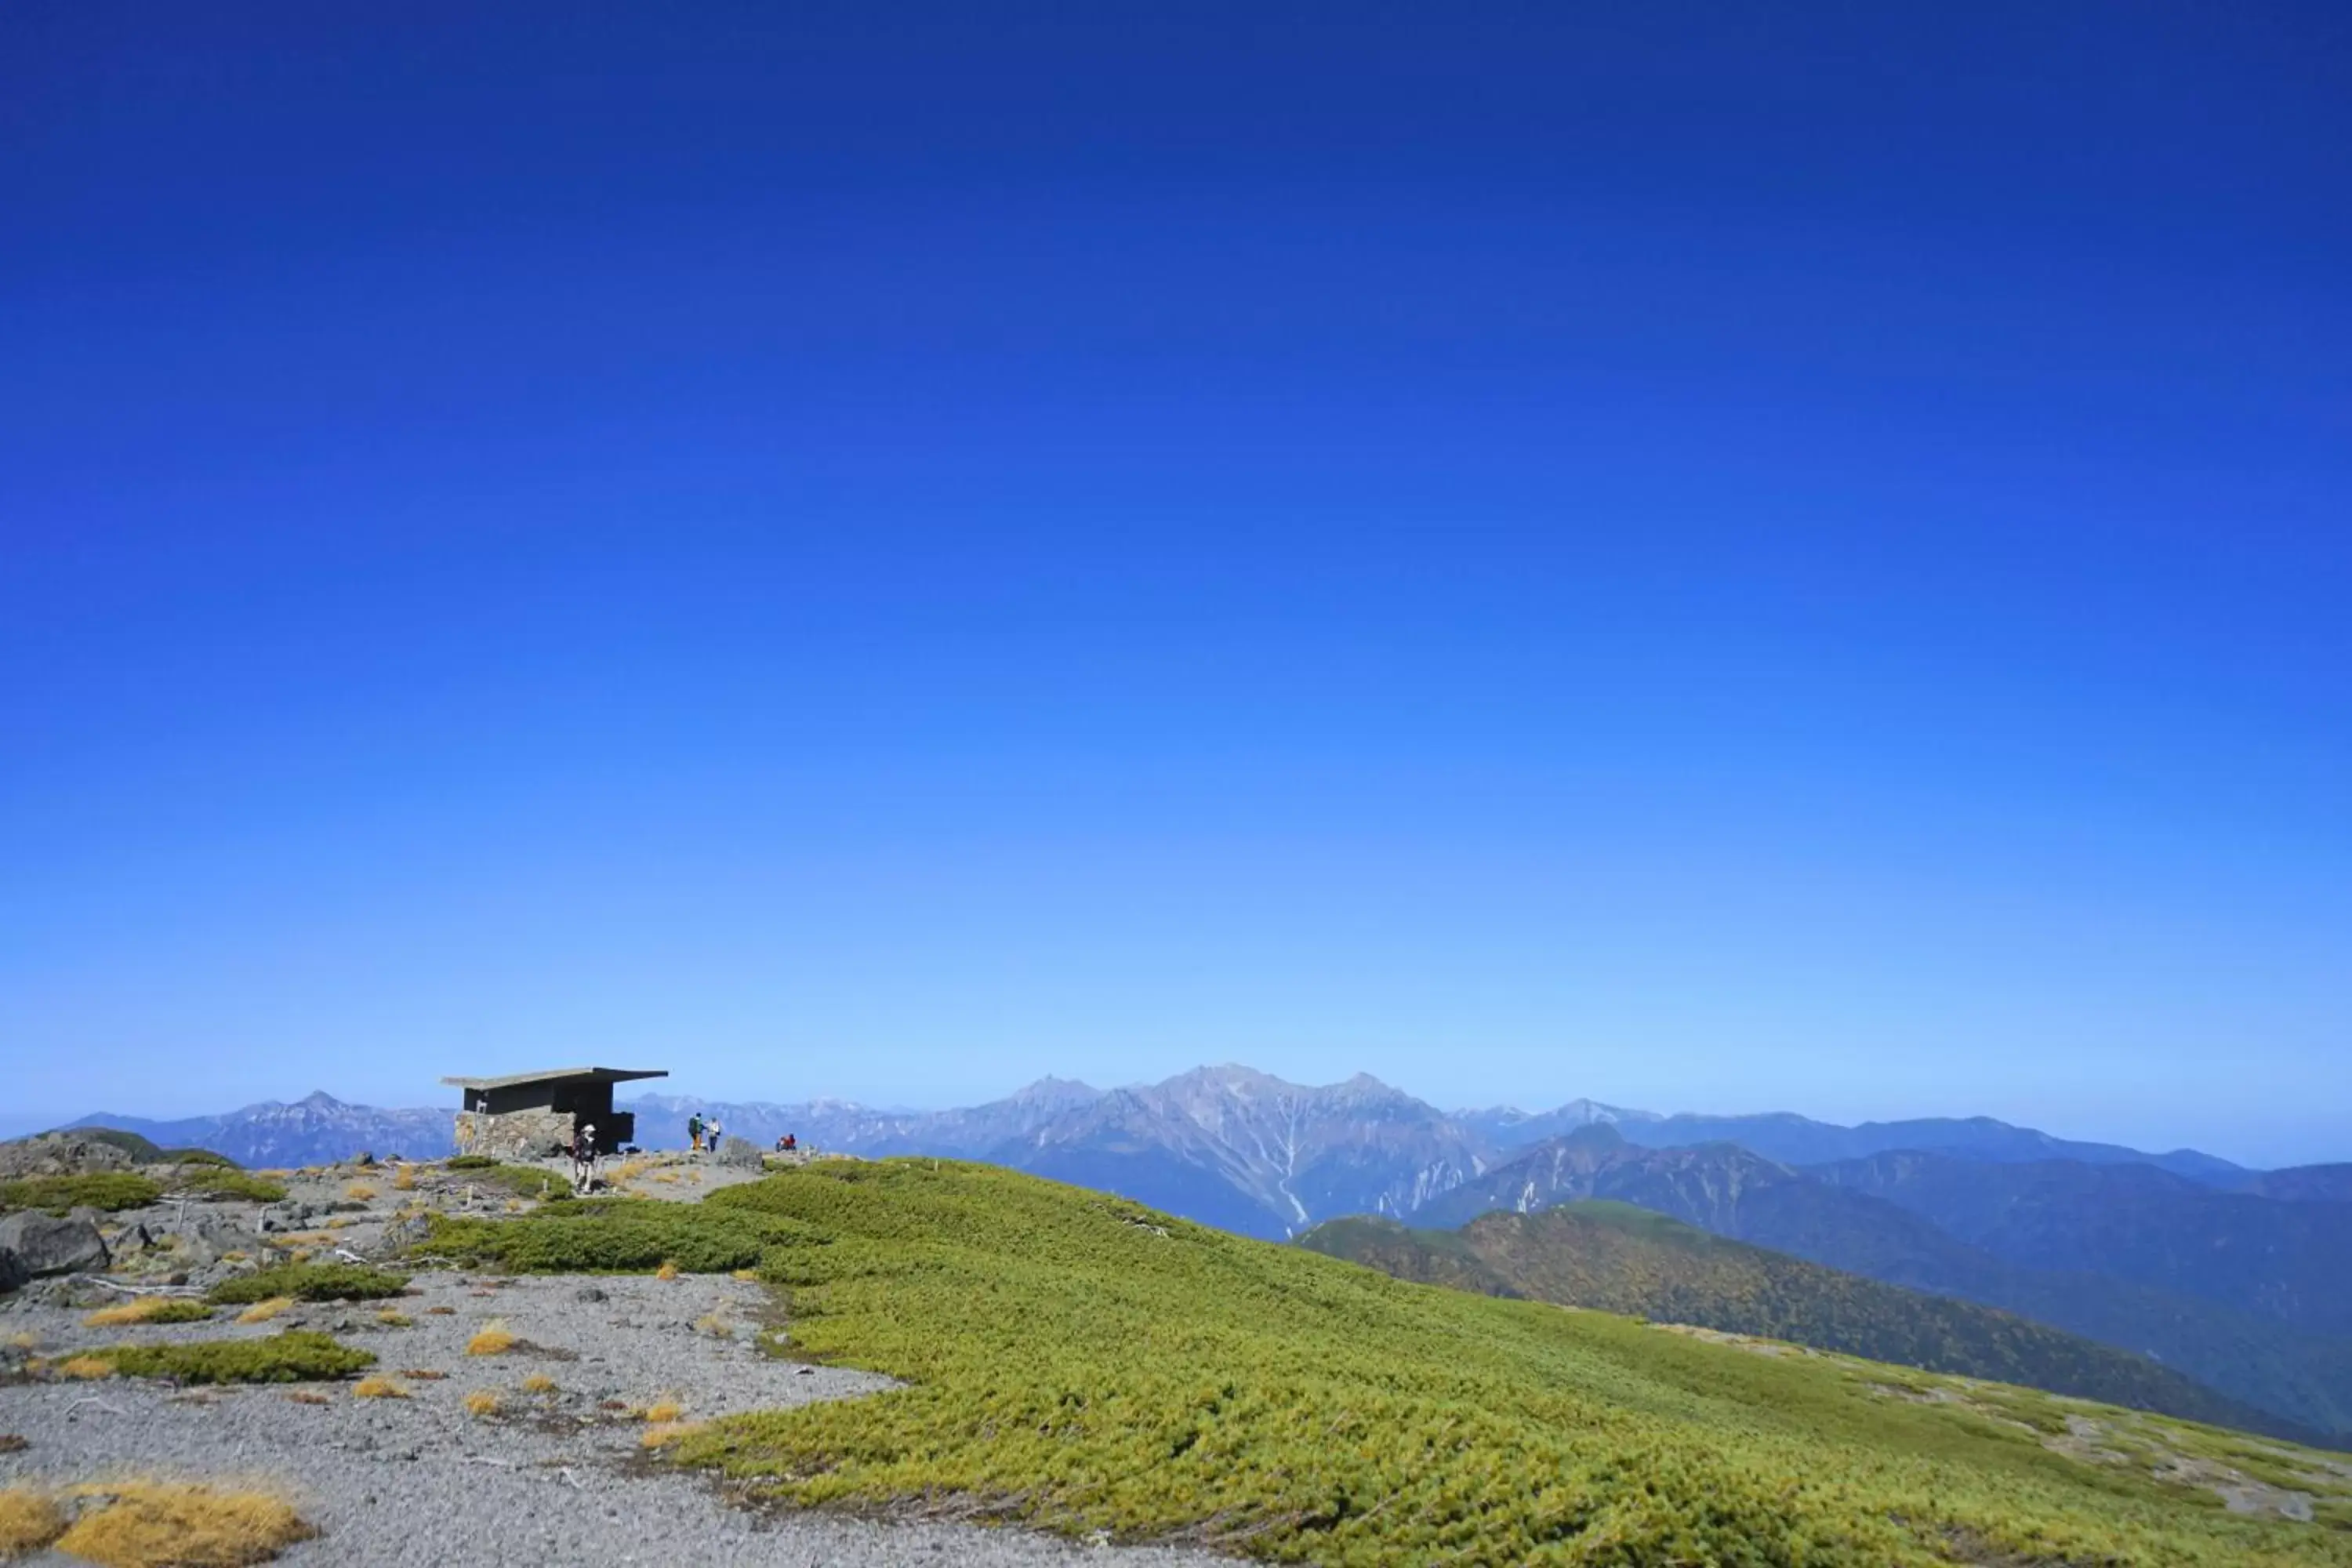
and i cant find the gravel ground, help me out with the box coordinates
[0,1269,1228,1566]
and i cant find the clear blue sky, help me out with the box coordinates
[3,3,2347,1164]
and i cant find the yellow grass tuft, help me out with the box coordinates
[397,1369,447,1381]
[651,1171,680,1185]
[58,1356,118,1381]
[640,1419,707,1450]
[654,1260,680,1281]
[285,1249,311,1265]
[235,1297,295,1325]
[5,1330,38,1351]
[519,1374,557,1395]
[391,1165,417,1191]
[343,1183,376,1201]
[463,1390,499,1417]
[84,1296,200,1328]
[423,1305,456,1316]
[731,1268,759,1282]
[642,1395,684,1424]
[464,1320,514,1356]
[352,1375,408,1399]
[374,1310,412,1327]
[285,1391,331,1406]
[56,1481,314,1567]
[503,1198,524,1213]
[0,1487,66,1555]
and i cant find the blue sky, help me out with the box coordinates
[3,3,2347,1164]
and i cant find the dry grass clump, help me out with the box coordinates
[55,1481,314,1566]
[351,1376,408,1399]
[343,1182,376,1201]
[640,1420,707,1450]
[642,1395,684,1424]
[0,1486,65,1555]
[85,1298,212,1328]
[654,1260,680,1281]
[374,1310,412,1327]
[397,1369,446,1381]
[519,1374,557,1395]
[5,1330,38,1351]
[731,1268,759,1282]
[463,1390,499,1417]
[235,1298,294,1326]
[285,1392,330,1406]
[391,1165,417,1192]
[57,1356,118,1381]
[423,1305,456,1316]
[463,1320,515,1356]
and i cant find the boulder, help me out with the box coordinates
[715,1135,764,1170]
[0,1211,111,1283]
[0,1131,138,1179]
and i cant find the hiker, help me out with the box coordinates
[784,1132,797,1152]
[572,1122,600,1194]
[706,1116,724,1152]
[688,1112,704,1152]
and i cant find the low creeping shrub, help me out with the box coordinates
[83,1297,212,1328]
[677,1160,2352,1568]
[418,1199,820,1275]
[208,1264,411,1305]
[87,1331,376,1385]
[172,1167,289,1203]
[0,1172,162,1214]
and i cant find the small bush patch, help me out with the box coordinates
[84,1298,212,1328]
[172,1168,288,1203]
[208,1264,410,1305]
[419,1200,819,1274]
[446,1154,498,1170]
[92,1332,375,1385]
[0,1487,65,1555]
[0,1172,163,1214]
[55,1481,314,1566]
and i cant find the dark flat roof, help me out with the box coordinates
[441,1066,669,1091]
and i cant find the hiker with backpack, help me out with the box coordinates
[688,1112,705,1152]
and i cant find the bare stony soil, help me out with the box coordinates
[1,1152,1226,1567]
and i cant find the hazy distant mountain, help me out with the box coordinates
[1809,1149,2352,1337]
[1301,1203,2306,1442]
[1613,1112,2246,1185]
[69,1092,456,1167]
[1414,1126,2352,1442]
[1454,1098,1661,1150]
[2243,1163,2352,1204]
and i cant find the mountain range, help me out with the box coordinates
[1298,1202,2303,1441]
[55,1062,2352,1441]
[1411,1123,2352,1442]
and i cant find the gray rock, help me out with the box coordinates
[0,1211,109,1280]
[0,1131,140,1178]
[575,1285,609,1303]
[716,1135,764,1169]
[179,1212,265,1267]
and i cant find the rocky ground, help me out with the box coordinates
[1,1145,1226,1566]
